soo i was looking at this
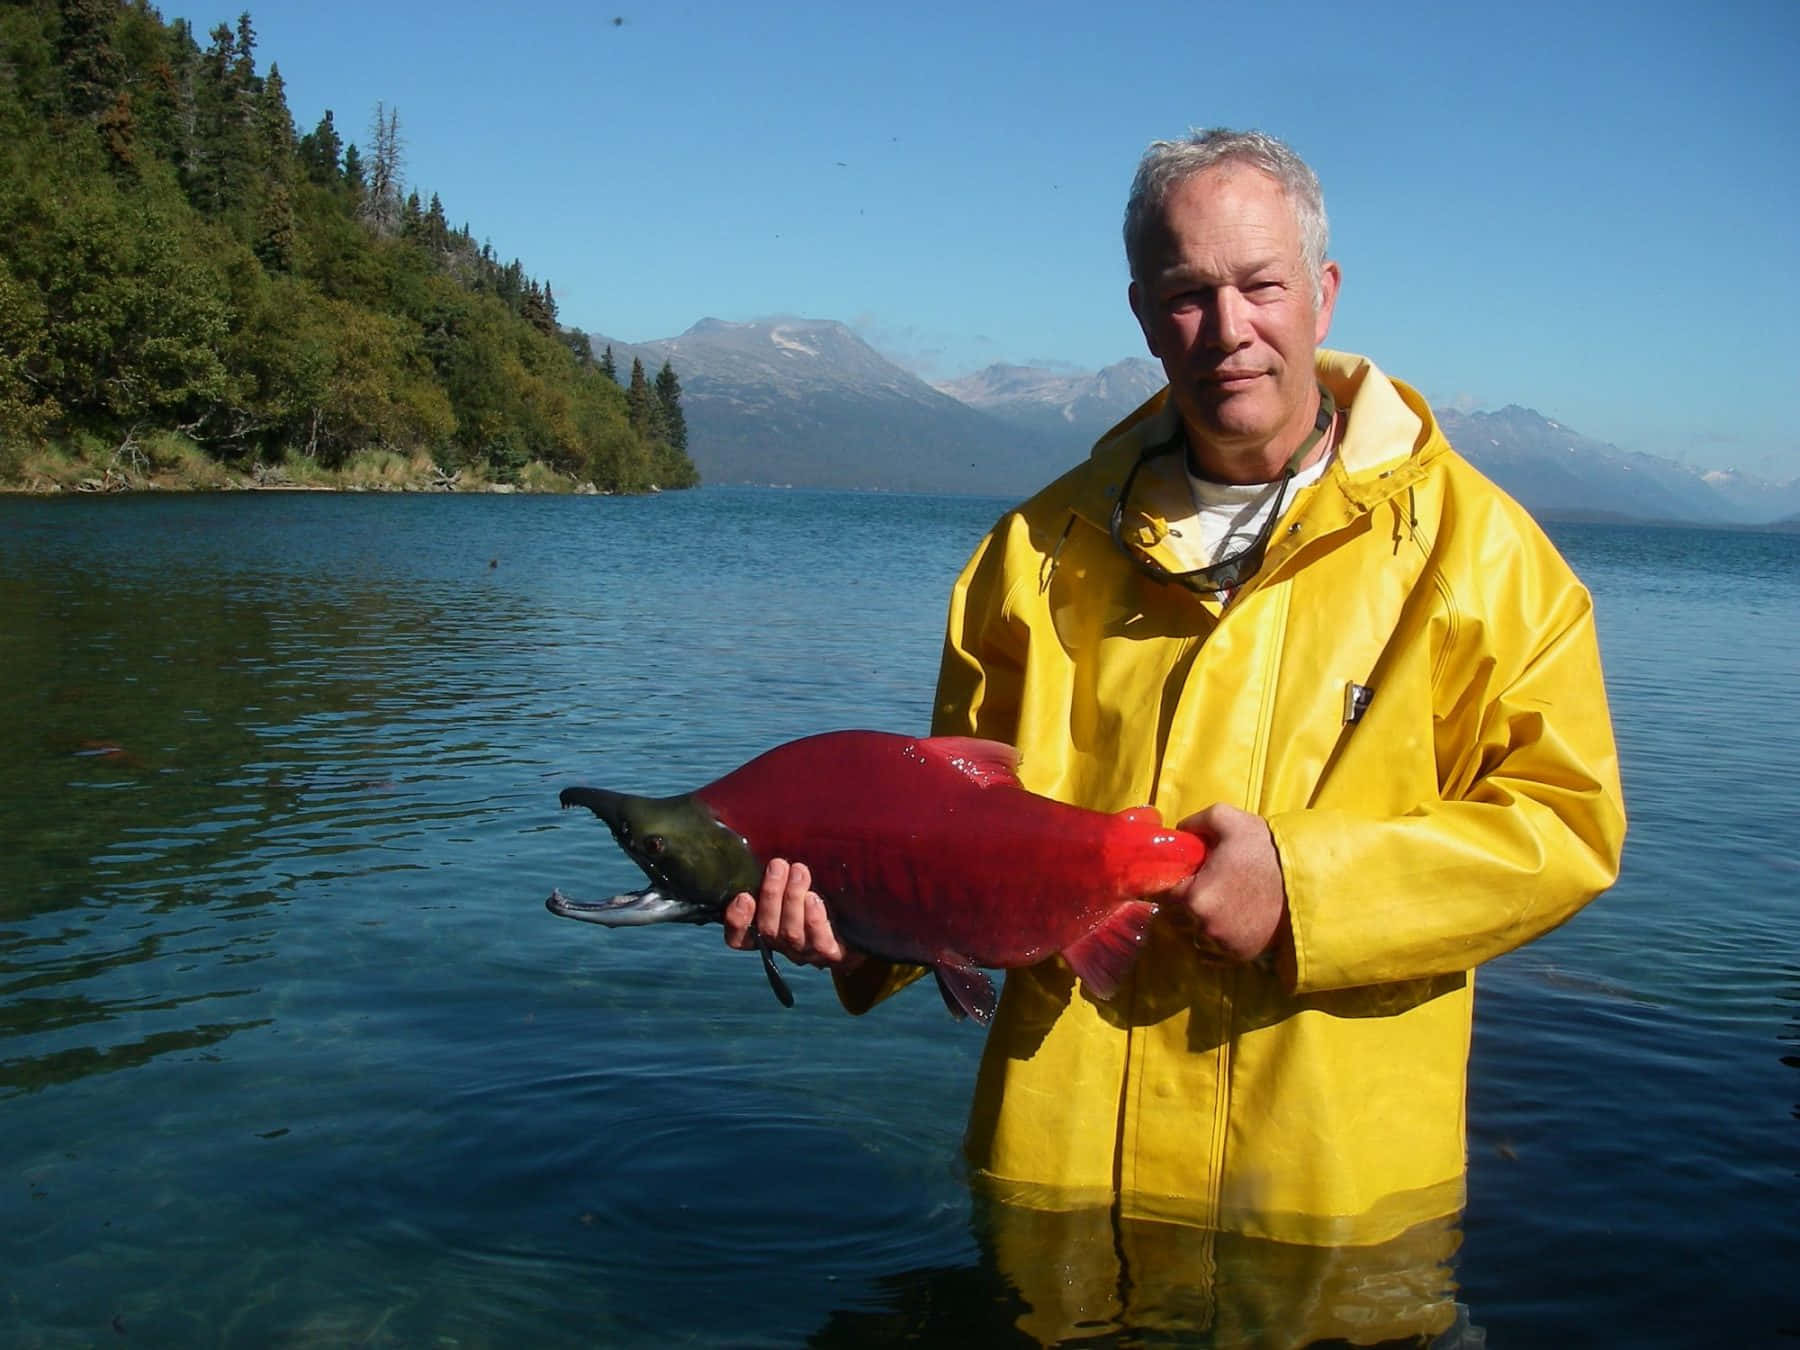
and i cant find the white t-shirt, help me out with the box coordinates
[1184,450,1335,565]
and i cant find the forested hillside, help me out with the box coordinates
[0,1,696,491]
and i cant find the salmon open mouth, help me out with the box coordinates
[545,887,713,926]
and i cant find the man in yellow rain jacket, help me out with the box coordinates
[725,130,1624,1263]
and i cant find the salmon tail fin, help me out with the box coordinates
[1062,900,1160,1000]
[932,955,997,1026]
[1110,806,1208,892]
[917,737,1020,790]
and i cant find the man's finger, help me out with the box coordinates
[754,858,792,942]
[722,892,756,950]
[778,861,814,950]
[802,893,843,966]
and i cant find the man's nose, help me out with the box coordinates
[1206,287,1250,350]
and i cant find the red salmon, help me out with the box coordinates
[550,731,1205,1024]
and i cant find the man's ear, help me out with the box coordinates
[1313,260,1342,344]
[1128,280,1159,359]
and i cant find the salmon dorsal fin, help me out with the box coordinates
[918,736,1020,790]
[1062,900,1160,1000]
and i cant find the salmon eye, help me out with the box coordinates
[642,835,666,857]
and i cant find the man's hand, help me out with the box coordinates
[1173,803,1292,972]
[722,858,865,974]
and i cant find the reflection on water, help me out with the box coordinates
[0,496,1796,1346]
[807,1197,1478,1349]
[0,1017,272,1096]
[977,1197,1463,1349]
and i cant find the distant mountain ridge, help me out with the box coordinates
[592,318,1800,523]
[1437,406,1800,525]
[934,359,1165,446]
[592,318,1076,497]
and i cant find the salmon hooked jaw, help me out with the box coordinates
[545,886,713,926]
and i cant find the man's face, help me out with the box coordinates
[1129,166,1340,481]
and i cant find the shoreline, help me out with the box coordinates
[0,477,616,496]
[0,449,646,497]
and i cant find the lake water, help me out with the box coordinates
[1,488,1794,1347]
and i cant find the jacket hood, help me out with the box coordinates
[1061,350,1451,547]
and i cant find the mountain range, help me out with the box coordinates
[594,318,1800,526]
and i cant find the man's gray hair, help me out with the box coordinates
[1123,128,1330,301]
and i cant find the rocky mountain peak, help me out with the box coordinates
[589,316,1799,521]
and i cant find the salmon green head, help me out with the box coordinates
[550,785,796,1008]
[550,787,761,925]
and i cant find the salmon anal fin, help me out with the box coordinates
[932,954,997,1025]
[1062,900,1160,1000]
[918,737,1020,790]
[755,934,795,1008]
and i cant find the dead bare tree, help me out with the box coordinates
[360,102,404,236]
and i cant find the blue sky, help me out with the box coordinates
[242,0,1798,477]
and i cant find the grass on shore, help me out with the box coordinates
[0,432,606,496]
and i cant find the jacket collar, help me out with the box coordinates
[1067,350,1447,559]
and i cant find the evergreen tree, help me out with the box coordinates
[185,21,235,209]
[341,141,365,197]
[232,10,257,88]
[599,344,616,381]
[187,18,258,214]
[520,279,555,334]
[654,360,687,453]
[200,21,233,88]
[423,192,448,251]
[563,329,595,366]
[250,64,295,271]
[255,64,296,173]
[298,109,342,184]
[255,178,297,271]
[57,0,126,120]
[95,88,139,174]
[625,357,660,439]
[125,12,197,169]
[498,258,524,310]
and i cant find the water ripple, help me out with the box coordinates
[0,498,1793,1347]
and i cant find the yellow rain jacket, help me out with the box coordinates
[841,350,1625,1247]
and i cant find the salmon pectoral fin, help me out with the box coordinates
[1061,900,1160,1000]
[932,955,997,1026]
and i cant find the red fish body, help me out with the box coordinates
[691,731,1205,1018]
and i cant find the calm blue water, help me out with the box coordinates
[0,489,1794,1347]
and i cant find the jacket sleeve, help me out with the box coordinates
[833,516,1029,1015]
[931,513,1031,743]
[1269,562,1626,994]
